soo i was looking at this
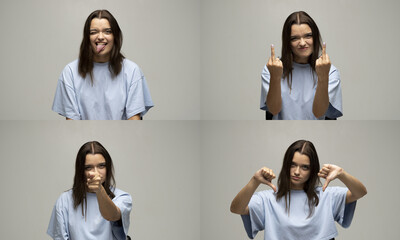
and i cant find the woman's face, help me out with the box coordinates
[290,24,313,64]
[89,18,114,63]
[290,152,311,190]
[84,153,106,185]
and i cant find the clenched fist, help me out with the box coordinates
[87,172,103,193]
[254,167,277,192]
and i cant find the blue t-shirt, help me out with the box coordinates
[260,62,342,120]
[52,59,153,120]
[47,188,132,240]
[241,187,356,240]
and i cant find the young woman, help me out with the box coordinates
[230,140,367,240]
[260,11,342,120]
[52,10,153,120]
[47,141,132,240]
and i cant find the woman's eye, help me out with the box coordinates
[98,165,105,169]
[90,31,97,35]
[85,167,92,170]
[302,166,310,170]
[105,30,112,34]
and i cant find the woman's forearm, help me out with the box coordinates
[128,113,141,120]
[266,76,282,115]
[313,76,329,118]
[96,186,121,221]
[338,170,367,203]
[230,177,260,215]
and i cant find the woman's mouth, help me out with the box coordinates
[96,43,107,53]
[291,176,301,181]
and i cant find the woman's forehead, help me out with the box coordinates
[85,153,106,165]
[292,152,310,165]
[90,18,111,29]
[290,24,312,36]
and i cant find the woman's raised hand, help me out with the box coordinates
[254,167,277,192]
[87,172,102,193]
[318,164,343,191]
[315,42,331,80]
[267,44,283,80]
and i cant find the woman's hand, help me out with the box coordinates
[318,164,343,191]
[254,167,277,192]
[267,44,283,80]
[231,167,276,215]
[87,172,102,193]
[319,164,367,203]
[315,42,331,80]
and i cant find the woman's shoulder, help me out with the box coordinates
[112,187,131,198]
[320,186,348,198]
[64,59,79,69]
[254,189,276,199]
[59,60,79,76]
[122,58,140,70]
[54,189,73,208]
[329,64,340,76]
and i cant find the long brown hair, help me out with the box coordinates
[78,9,125,83]
[72,141,116,217]
[281,11,322,90]
[276,140,321,217]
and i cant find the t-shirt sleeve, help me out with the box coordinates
[47,195,70,240]
[325,65,343,118]
[111,192,132,240]
[125,66,154,118]
[329,187,357,228]
[260,65,271,111]
[52,65,81,120]
[240,192,266,239]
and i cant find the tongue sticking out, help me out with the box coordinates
[96,44,106,53]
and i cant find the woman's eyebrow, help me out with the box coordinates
[91,28,112,30]
[291,32,312,38]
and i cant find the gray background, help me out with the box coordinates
[0,121,200,239]
[1,0,399,120]
[0,0,200,120]
[201,0,400,119]
[201,121,400,239]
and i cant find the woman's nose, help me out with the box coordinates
[90,167,99,174]
[294,167,300,175]
[299,38,306,46]
[97,32,104,40]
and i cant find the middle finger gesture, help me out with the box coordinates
[267,44,283,80]
[315,42,331,80]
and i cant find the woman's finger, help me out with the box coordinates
[271,44,275,61]
[322,42,326,58]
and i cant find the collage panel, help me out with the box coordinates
[201,121,400,239]
[201,0,400,120]
[0,0,200,120]
[0,121,200,239]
